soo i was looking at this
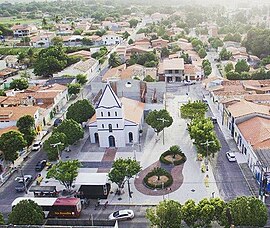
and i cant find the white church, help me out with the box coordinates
[88,83,145,147]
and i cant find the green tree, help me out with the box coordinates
[20,70,31,79]
[47,160,81,190]
[10,78,29,90]
[209,37,223,50]
[224,63,234,73]
[16,115,36,147]
[0,89,6,96]
[235,59,250,73]
[161,47,170,58]
[54,119,84,145]
[122,31,130,40]
[198,47,207,58]
[76,74,87,85]
[188,118,221,157]
[129,19,139,28]
[180,101,208,120]
[181,199,198,227]
[146,200,182,228]
[51,36,63,46]
[0,130,26,163]
[66,99,95,124]
[226,71,241,80]
[143,75,155,82]
[196,198,216,227]
[68,83,81,95]
[204,65,212,76]
[219,48,232,60]
[33,45,68,77]
[108,52,122,68]
[210,198,226,224]
[42,18,47,27]
[128,39,134,45]
[0,212,4,225]
[43,132,68,161]
[73,29,83,35]
[8,199,44,225]
[109,158,141,191]
[145,109,173,135]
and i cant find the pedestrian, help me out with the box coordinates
[204,174,209,188]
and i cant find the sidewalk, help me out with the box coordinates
[204,92,258,198]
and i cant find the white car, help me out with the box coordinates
[108,210,134,221]
[32,141,42,151]
[226,152,236,162]
[184,80,196,85]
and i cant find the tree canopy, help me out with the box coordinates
[0,130,26,163]
[43,132,68,161]
[8,199,44,225]
[33,45,68,77]
[128,51,158,67]
[47,160,81,190]
[10,78,29,90]
[108,158,141,190]
[188,118,221,157]
[108,52,122,68]
[76,74,87,85]
[16,115,36,147]
[145,109,173,135]
[146,200,183,228]
[0,212,4,225]
[54,119,84,145]
[219,48,232,60]
[66,99,95,124]
[180,101,208,120]
[235,59,250,73]
[68,83,81,95]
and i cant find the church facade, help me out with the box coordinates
[88,84,145,147]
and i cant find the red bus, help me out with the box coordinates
[12,197,82,218]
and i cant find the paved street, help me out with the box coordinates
[0,149,47,217]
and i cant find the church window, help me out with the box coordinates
[108,112,110,117]
[109,124,112,132]
[102,124,104,128]
[101,112,103,117]
[115,111,117,116]
[116,124,119,128]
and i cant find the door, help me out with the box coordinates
[94,133,99,144]
[128,132,133,143]
[108,135,116,147]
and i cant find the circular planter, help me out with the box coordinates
[160,150,187,166]
[143,168,173,189]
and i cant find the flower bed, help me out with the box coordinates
[160,149,187,166]
[143,168,173,189]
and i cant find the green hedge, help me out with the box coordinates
[143,168,173,189]
[159,150,187,166]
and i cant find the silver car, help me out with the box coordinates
[226,152,236,162]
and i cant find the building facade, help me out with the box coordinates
[88,84,144,147]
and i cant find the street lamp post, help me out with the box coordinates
[162,182,165,200]
[200,140,215,171]
[132,142,137,161]
[50,142,63,161]
[157,118,170,145]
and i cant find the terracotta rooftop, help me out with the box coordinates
[162,58,184,70]
[0,126,18,136]
[121,97,145,124]
[0,106,39,121]
[237,116,270,149]
[102,64,126,82]
[227,100,270,118]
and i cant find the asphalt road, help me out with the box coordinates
[0,149,47,217]
[188,83,252,201]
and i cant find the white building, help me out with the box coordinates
[102,33,123,46]
[88,83,144,147]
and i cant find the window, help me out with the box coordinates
[108,112,110,117]
[168,70,172,74]
[116,124,119,128]
[101,112,103,117]
[175,70,179,73]
[102,124,104,128]
[109,124,112,132]
[115,112,117,116]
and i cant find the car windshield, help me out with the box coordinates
[113,211,120,217]
[229,153,235,158]
[33,143,40,146]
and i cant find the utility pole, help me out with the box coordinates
[157,118,170,145]
[200,140,215,171]
[50,142,63,161]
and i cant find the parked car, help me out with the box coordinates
[32,141,42,151]
[108,210,134,221]
[15,175,32,192]
[54,118,62,127]
[35,159,47,171]
[226,152,236,162]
